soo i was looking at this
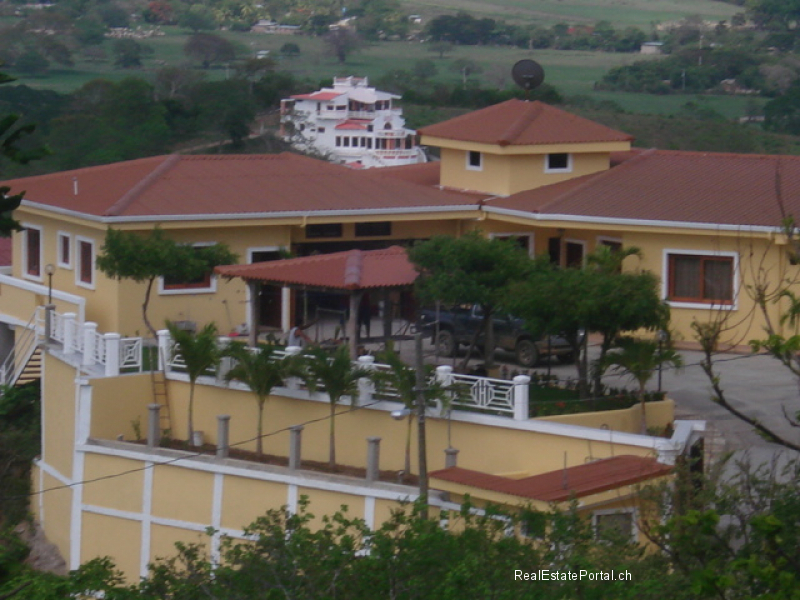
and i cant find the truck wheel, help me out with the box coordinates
[515,339,539,368]
[436,330,457,357]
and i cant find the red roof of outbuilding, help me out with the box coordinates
[215,245,418,290]
[430,455,671,502]
[335,120,369,130]
[4,153,478,220]
[418,100,633,147]
[487,149,800,228]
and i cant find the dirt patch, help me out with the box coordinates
[16,520,67,576]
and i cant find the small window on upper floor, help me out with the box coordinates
[57,232,72,269]
[466,150,482,171]
[545,152,572,173]
[23,226,42,280]
[76,236,95,289]
[355,222,392,237]
[306,223,343,238]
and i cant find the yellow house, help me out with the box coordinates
[20,97,800,579]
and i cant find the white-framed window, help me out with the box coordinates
[57,231,72,269]
[545,152,573,173]
[663,249,738,309]
[592,508,637,543]
[75,236,95,289]
[466,150,482,171]
[489,232,535,257]
[597,236,623,252]
[158,242,218,295]
[21,224,42,281]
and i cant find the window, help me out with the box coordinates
[335,136,341,147]
[593,510,635,542]
[23,226,41,279]
[466,150,482,171]
[545,152,572,173]
[355,222,392,237]
[160,244,217,294]
[565,240,585,268]
[75,237,95,289]
[57,232,71,269]
[318,127,325,133]
[306,223,343,238]
[519,510,547,539]
[667,253,734,305]
[490,233,534,257]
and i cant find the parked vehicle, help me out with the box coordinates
[418,304,576,368]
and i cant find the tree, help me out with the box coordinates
[96,227,237,339]
[600,336,682,433]
[112,39,145,68]
[427,40,454,59]
[412,58,437,81]
[372,345,451,478]
[13,49,49,76]
[450,58,483,88]
[167,321,222,445]
[223,343,288,455]
[294,345,369,468]
[179,4,217,32]
[0,70,48,235]
[189,79,255,147]
[279,42,300,57]
[409,232,531,370]
[324,28,362,64]
[184,33,236,69]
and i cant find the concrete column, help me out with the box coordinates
[248,281,259,348]
[367,436,381,482]
[82,322,97,367]
[62,312,77,354]
[347,291,361,360]
[357,355,375,406]
[445,447,459,468]
[147,404,161,448]
[281,286,292,333]
[513,374,531,421]
[157,329,170,371]
[104,333,120,377]
[289,425,303,470]
[216,415,231,458]
[285,345,302,390]
[216,336,231,382]
[44,304,55,344]
[435,365,454,416]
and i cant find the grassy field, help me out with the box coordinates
[399,0,740,27]
[13,27,760,123]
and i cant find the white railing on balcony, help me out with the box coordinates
[374,130,408,139]
[160,330,532,422]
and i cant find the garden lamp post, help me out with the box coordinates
[656,329,669,393]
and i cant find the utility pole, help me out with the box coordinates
[414,332,429,519]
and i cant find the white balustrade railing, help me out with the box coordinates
[159,332,532,422]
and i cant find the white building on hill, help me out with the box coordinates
[280,76,427,169]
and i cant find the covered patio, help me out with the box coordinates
[215,245,420,358]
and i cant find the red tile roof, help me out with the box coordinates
[335,120,369,130]
[215,245,418,290]
[291,91,343,101]
[430,455,671,502]
[4,153,477,220]
[487,149,800,228]
[419,100,633,147]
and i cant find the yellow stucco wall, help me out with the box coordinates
[538,399,675,433]
[83,454,144,514]
[89,373,152,441]
[38,470,74,568]
[220,476,288,531]
[151,466,214,524]
[82,512,141,577]
[42,353,77,478]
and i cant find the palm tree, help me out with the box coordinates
[294,344,368,468]
[600,337,682,434]
[223,343,288,455]
[167,321,222,445]
[372,345,447,477]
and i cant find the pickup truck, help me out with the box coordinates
[418,304,575,368]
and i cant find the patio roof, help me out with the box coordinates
[214,245,418,291]
[430,455,672,503]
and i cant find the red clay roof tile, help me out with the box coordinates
[430,455,671,502]
[215,245,418,290]
[5,153,477,219]
[418,100,633,147]
[487,149,800,227]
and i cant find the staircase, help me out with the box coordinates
[1,309,44,390]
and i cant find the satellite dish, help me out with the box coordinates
[512,59,545,94]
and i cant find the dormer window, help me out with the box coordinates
[466,150,482,171]
[545,153,572,173]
